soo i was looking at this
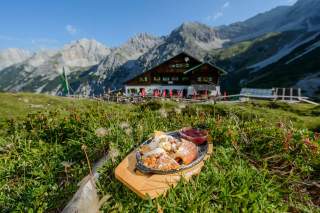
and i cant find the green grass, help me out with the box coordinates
[0,93,319,212]
[0,92,106,122]
[211,101,320,131]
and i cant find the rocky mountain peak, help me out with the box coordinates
[65,39,108,50]
[94,33,163,79]
[0,48,32,70]
[173,22,218,38]
[167,21,226,50]
[178,21,211,31]
[120,33,163,55]
[60,39,111,67]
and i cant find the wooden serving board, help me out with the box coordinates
[115,143,213,199]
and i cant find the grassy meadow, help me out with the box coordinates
[0,92,319,212]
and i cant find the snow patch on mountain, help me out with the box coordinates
[249,32,320,71]
[286,40,320,64]
[35,84,48,93]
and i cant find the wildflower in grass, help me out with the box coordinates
[304,137,319,153]
[178,103,186,109]
[216,114,222,126]
[61,161,74,185]
[109,146,120,163]
[314,132,320,141]
[120,122,130,129]
[73,114,81,122]
[95,127,108,137]
[283,131,292,151]
[120,121,132,135]
[5,143,14,150]
[0,143,14,153]
[174,107,182,114]
[199,111,206,123]
[124,128,132,136]
[81,144,87,152]
[276,121,285,128]
[61,161,74,168]
[159,108,167,118]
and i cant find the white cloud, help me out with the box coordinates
[205,1,230,22]
[222,1,230,9]
[206,12,224,21]
[213,12,224,20]
[65,25,77,35]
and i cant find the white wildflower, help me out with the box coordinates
[95,127,108,137]
[158,108,167,118]
[178,103,186,109]
[61,161,74,168]
[120,122,130,129]
[174,107,182,114]
[109,146,120,162]
[125,128,132,136]
[6,143,14,150]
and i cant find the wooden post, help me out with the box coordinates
[282,88,285,101]
[274,88,278,100]
[298,88,301,100]
[290,88,293,102]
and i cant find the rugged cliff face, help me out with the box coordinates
[0,0,319,98]
[0,48,31,70]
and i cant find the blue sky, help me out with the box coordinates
[0,0,297,50]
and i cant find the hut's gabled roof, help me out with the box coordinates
[184,62,228,75]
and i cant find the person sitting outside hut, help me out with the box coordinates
[162,90,166,98]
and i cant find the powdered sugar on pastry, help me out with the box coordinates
[174,140,198,165]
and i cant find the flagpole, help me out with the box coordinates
[62,66,70,96]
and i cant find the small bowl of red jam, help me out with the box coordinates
[179,127,208,145]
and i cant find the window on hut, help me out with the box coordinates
[170,63,190,69]
[163,77,170,81]
[139,76,148,82]
[171,76,179,81]
[153,76,161,82]
[182,76,189,81]
[202,77,209,82]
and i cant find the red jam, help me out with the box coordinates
[179,128,208,145]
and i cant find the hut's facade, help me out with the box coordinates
[124,52,227,97]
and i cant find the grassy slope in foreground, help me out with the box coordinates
[0,93,319,212]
